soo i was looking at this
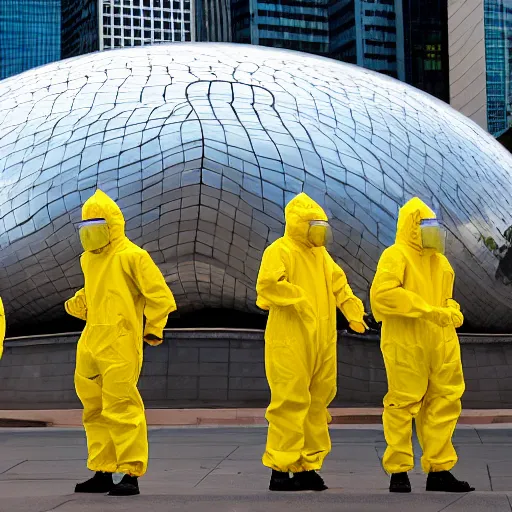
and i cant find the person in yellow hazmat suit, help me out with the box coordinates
[66,190,176,497]
[0,297,5,360]
[370,197,474,494]
[256,192,368,492]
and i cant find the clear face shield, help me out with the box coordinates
[420,219,446,255]
[78,218,110,253]
[308,220,333,248]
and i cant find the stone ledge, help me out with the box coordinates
[1,408,511,427]
[2,330,512,409]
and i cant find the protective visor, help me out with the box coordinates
[78,218,110,252]
[420,219,446,254]
[308,220,333,248]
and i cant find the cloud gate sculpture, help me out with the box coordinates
[0,43,511,332]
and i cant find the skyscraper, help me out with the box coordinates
[196,0,232,42]
[329,0,449,92]
[328,0,357,63]
[328,1,400,79]
[358,0,400,78]
[232,0,330,55]
[401,0,449,102]
[62,0,99,59]
[0,0,61,80]
[100,0,195,49]
[484,0,508,136]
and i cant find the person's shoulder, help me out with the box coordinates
[263,237,286,254]
[117,239,147,261]
[436,253,454,271]
[380,244,395,255]
[379,244,404,261]
[119,238,144,252]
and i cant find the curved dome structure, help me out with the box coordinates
[0,43,511,332]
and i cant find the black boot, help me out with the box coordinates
[108,475,140,496]
[389,472,411,493]
[269,470,299,491]
[75,471,114,493]
[426,471,475,493]
[294,470,328,491]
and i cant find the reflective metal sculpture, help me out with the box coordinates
[0,43,511,331]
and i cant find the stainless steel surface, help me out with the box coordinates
[0,43,511,330]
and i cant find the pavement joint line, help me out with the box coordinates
[0,459,27,475]
[373,446,387,475]
[487,463,494,491]
[193,445,240,488]
[43,499,75,512]
[436,493,469,512]
[507,494,512,511]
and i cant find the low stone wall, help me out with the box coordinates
[0,330,511,409]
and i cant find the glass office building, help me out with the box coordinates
[359,0,399,78]
[232,0,330,55]
[62,0,99,59]
[484,0,508,136]
[196,0,232,42]
[506,3,512,130]
[402,0,449,102]
[0,0,61,80]
[328,0,357,63]
[100,0,194,50]
[328,0,449,96]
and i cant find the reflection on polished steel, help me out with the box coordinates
[0,43,511,331]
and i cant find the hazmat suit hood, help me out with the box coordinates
[82,190,126,244]
[284,193,328,247]
[395,197,436,252]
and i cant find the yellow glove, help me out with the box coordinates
[447,299,464,328]
[426,307,452,327]
[349,320,369,334]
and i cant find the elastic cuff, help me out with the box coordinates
[88,462,117,474]
[299,463,323,472]
[422,461,457,474]
[117,462,146,477]
[262,453,300,473]
[288,463,306,473]
[383,463,414,475]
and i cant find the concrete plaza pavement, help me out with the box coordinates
[2,426,512,511]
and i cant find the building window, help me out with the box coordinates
[101,0,193,50]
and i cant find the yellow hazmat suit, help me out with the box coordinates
[370,197,465,475]
[256,193,367,473]
[0,298,5,360]
[66,190,176,477]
